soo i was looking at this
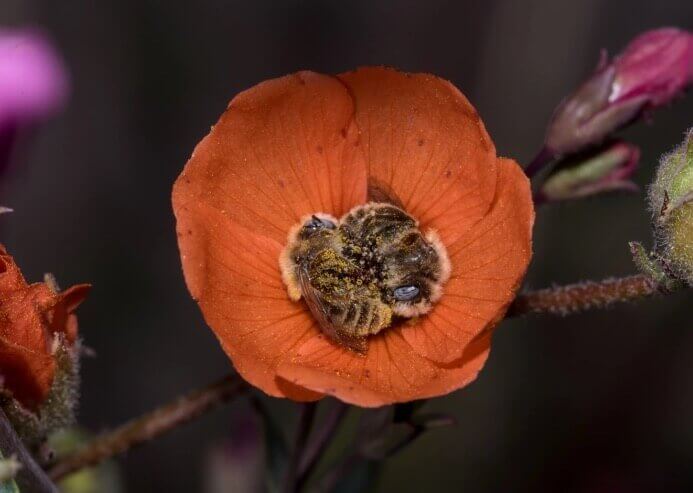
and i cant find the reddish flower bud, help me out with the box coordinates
[544,28,693,158]
[0,244,89,411]
[538,141,640,203]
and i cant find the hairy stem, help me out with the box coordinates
[0,407,58,493]
[44,275,681,481]
[297,401,349,490]
[48,374,247,481]
[283,402,318,493]
[508,274,665,317]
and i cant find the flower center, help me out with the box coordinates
[280,203,450,352]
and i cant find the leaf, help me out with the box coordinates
[360,422,419,460]
[358,406,455,460]
[409,412,456,429]
[250,397,288,493]
[329,459,382,493]
[392,400,427,423]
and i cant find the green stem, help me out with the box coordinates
[282,402,318,493]
[296,402,349,490]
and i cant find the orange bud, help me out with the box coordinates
[0,244,89,410]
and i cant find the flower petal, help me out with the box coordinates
[338,67,498,243]
[173,71,368,244]
[276,328,492,407]
[401,158,534,363]
[174,203,321,401]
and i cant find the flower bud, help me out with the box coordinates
[0,245,90,444]
[544,28,693,158]
[647,129,693,284]
[538,141,639,203]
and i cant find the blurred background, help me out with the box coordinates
[1,0,692,491]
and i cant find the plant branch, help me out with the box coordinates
[43,274,682,482]
[0,407,58,493]
[48,374,247,481]
[508,274,670,317]
[524,146,555,178]
[282,402,318,493]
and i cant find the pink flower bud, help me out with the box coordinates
[612,28,693,108]
[544,28,693,158]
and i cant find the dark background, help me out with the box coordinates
[1,1,692,491]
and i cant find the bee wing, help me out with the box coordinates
[297,265,366,353]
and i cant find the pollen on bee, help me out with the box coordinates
[279,213,338,302]
[278,204,452,351]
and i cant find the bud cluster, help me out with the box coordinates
[530,27,692,205]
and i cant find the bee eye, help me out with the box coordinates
[393,285,420,301]
[304,215,336,232]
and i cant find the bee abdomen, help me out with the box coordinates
[327,299,392,339]
[346,301,392,337]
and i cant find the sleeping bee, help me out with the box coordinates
[280,203,450,352]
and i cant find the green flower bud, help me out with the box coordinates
[538,141,639,203]
[648,129,693,284]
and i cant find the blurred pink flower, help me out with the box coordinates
[543,27,693,159]
[0,28,68,127]
[0,28,69,171]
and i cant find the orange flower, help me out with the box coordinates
[0,244,90,410]
[173,67,534,407]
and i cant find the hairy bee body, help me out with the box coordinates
[280,203,450,352]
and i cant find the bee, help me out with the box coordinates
[280,203,450,352]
